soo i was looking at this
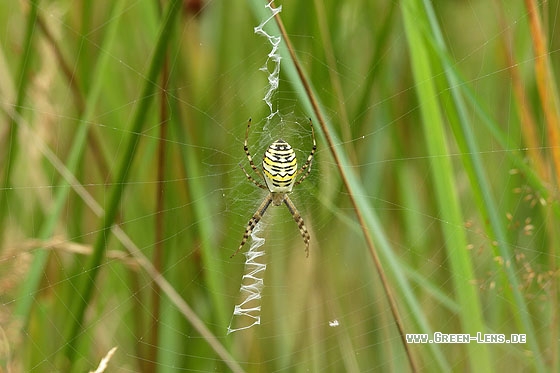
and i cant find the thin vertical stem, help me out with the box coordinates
[146,43,170,373]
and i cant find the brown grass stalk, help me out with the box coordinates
[269,1,417,371]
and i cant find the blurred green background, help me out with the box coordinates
[1,0,559,372]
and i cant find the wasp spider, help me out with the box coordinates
[231,118,316,258]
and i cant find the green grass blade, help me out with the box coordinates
[14,0,127,329]
[0,0,40,241]
[59,0,182,369]
[172,110,230,334]
[420,1,547,370]
[401,0,492,370]
[425,45,559,219]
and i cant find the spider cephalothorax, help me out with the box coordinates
[230,119,316,258]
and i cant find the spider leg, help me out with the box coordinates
[294,118,317,186]
[239,163,267,190]
[283,195,310,257]
[230,194,273,258]
[244,118,264,178]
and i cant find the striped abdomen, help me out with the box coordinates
[262,139,298,193]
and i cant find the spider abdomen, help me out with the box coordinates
[262,139,298,193]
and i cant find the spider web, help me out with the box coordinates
[227,2,281,335]
[0,1,558,372]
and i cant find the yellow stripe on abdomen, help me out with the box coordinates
[262,139,298,192]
